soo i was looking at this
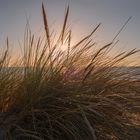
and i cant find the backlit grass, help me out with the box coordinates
[0,3,140,140]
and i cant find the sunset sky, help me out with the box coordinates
[0,0,140,63]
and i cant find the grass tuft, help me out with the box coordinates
[0,3,140,140]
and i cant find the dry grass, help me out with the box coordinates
[0,3,140,140]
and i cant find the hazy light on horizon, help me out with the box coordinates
[0,0,140,64]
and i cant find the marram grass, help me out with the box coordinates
[0,3,140,140]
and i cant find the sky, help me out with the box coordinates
[0,0,140,63]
